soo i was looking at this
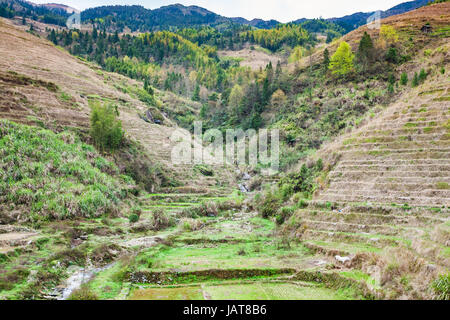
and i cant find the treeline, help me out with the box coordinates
[299,19,344,43]
[176,25,252,50]
[81,4,223,33]
[241,24,314,52]
[48,28,234,91]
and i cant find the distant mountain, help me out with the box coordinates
[323,0,431,33]
[1,0,434,33]
[230,17,280,29]
[38,3,79,14]
[0,0,70,26]
[80,4,281,32]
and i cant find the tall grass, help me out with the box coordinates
[0,120,134,221]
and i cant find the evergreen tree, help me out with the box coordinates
[262,77,271,106]
[192,84,200,101]
[357,32,374,70]
[323,48,330,71]
[419,69,427,83]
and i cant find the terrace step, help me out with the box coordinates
[357,127,448,137]
[329,170,449,178]
[337,159,450,165]
[300,229,400,247]
[318,193,449,206]
[295,208,445,225]
[343,141,450,151]
[301,219,400,236]
[328,181,449,193]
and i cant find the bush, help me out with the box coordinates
[68,285,99,300]
[128,213,139,223]
[385,47,398,63]
[152,209,174,231]
[400,72,408,85]
[432,274,449,300]
[419,68,427,83]
[411,72,419,87]
[90,101,124,152]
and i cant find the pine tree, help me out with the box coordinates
[262,77,270,106]
[357,32,374,70]
[323,48,330,71]
[192,84,200,101]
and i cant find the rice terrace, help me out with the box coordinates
[0,0,449,305]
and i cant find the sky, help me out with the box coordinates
[31,0,409,22]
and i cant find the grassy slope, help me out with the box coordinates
[0,120,134,222]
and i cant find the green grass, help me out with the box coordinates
[129,286,204,300]
[340,270,380,289]
[203,282,354,300]
[132,240,311,272]
[436,182,449,190]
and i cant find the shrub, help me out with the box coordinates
[68,285,99,300]
[411,72,419,87]
[152,209,174,231]
[128,213,139,223]
[432,274,450,300]
[276,206,295,225]
[194,164,214,176]
[90,101,124,152]
[385,47,398,63]
[419,68,427,83]
[400,72,408,85]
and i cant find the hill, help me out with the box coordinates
[326,0,431,33]
[265,1,450,299]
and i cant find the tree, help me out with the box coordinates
[228,84,244,108]
[357,32,374,70]
[379,25,399,48]
[192,84,200,101]
[262,77,271,106]
[323,48,330,71]
[385,47,398,63]
[289,46,303,64]
[329,41,354,77]
[270,89,287,108]
[144,78,154,95]
[90,101,124,152]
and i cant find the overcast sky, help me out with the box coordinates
[31,0,409,22]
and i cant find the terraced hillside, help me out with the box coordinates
[284,66,449,299]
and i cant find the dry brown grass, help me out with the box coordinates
[218,45,284,70]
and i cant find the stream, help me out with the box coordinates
[52,263,116,300]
